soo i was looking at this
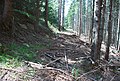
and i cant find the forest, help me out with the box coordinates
[0,0,120,81]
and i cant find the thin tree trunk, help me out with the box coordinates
[79,0,82,36]
[34,0,41,32]
[101,0,106,43]
[105,0,113,61]
[90,0,95,60]
[77,4,80,35]
[45,0,48,27]
[94,0,103,61]
[72,13,75,31]
[58,0,62,31]
[117,1,120,50]
[86,0,89,35]
[89,0,95,44]
[62,0,65,30]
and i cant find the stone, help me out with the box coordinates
[19,24,27,29]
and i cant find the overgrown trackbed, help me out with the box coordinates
[0,32,119,81]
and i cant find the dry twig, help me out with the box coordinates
[44,58,61,67]
[110,74,118,81]
[76,67,100,81]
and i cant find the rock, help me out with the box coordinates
[19,24,27,29]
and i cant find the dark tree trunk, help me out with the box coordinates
[45,0,48,27]
[79,0,82,36]
[90,0,103,61]
[34,0,41,32]
[95,0,103,60]
[89,0,95,44]
[90,0,95,60]
[62,0,65,30]
[105,0,113,61]
[0,0,12,36]
[0,0,5,21]
[100,0,106,42]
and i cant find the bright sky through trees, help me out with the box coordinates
[65,0,72,16]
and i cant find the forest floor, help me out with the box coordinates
[0,27,120,81]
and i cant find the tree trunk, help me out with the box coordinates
[58,0,62,31]
[105,0,113,61]
[34,0,41,32]
[95,0,104,61]
[0,0,12,36]
[86,0,89,35]
[101,0,106,43]
[79,0,82,36]
[117,0,120,50]
[77,4,80,35]
[0,0,5,21]
[62,0,65,30]
[90,0,103,61]
[72,13,75,31]
[89,0,95,44]
[45,0,48,27]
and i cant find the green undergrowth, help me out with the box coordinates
[0,43,50,68]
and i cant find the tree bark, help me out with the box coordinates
[95,0,103,60]
[105,0,113,61]
[0,0,12,35]
[89,0,95,44]
[45,0,48,27]
[79,0,82,36]
[100,0,106,43]
[117,0,120,50]
[90,0,103,61]
[62,0,65,30]
[34,0,41,32]
[58,0,62,31]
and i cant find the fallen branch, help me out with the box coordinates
[0,71,8,79]
[0,67,26,73]
[44,58,61,67]
[24,61,74,79]
[34,67,75,79]
[45,53,72,68]
[24,61,44,69]
[81,49,95,64]
[110,74,118,81]
[76,67,100,80]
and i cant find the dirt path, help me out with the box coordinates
[0,33,93,81]
[38,33,91,67]
[0,32,119,81]
[36,33,93,80]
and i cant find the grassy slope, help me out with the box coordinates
[0,42,51,68]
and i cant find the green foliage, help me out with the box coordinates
[0,43,48,68]
[8,43,46,61]
[0,53,23,68]
[65,0,79,29]
[72,67,79,78]
[13,0,58,27]
[48,0,59,26]
[14,9,36,20]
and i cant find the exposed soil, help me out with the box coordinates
[0,28,120,81]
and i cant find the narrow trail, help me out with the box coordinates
[0,32,93,81]
[38,32,91,67]
[0,32,119,81]
[36,32,93,80]
[1,32,119,81]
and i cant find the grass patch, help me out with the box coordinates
[0,43,49,68]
